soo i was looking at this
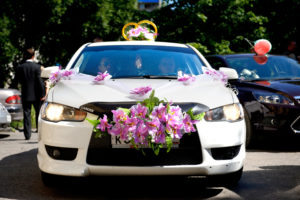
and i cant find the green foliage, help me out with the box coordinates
[187,43,210,54]
[186,109,205,121]
[86,118,105,138]
[141,90,163,113]
[10,105,36,131]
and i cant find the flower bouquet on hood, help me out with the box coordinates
[87,90,205,155]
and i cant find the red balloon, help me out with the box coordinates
[254,39,272,55]
[253,54,268,65]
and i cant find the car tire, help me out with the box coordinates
[244,108,254,148]
[207,167,243,187]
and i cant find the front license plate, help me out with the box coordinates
[111,136,133,148]
[111,136,180,148]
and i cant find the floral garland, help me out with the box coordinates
[204,69,238,94]
[177,71,196,85]
[49,67,74,87]
[204,69,228,85]
[87,89,205,155]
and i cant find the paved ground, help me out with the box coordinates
[1,130,300,200]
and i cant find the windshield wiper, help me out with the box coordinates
[142,75,177,79]
[244,77,299,82]
[114,75,177,79]
[242,78,269,82]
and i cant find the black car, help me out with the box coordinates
[206,54,300,146]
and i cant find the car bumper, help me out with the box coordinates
[5,106,23,121]
[0,114,11,126]
[247,102,300,134]
[37,113,246,177]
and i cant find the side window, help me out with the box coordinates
[206,57,225,70]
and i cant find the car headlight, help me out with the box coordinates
[41,102,87,122]
[252,91,294,105]
[204,103,243,122]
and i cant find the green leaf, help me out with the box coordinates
[141,90,161,113]
[94,130,103,138]
[86,118,99,127]
[166,135,173,153]
[118,107,130,115]
[186,109,205,121]
[193,112,205,121]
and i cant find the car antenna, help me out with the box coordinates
[244,38,254,49]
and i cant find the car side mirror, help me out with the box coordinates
[219,67,239,79]
[41,66,59,79]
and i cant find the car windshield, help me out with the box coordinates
[70,45,205,78]
[226,55,300,81]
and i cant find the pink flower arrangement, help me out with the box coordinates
[177,71,196,85]
[93,71,112,84]
[49,67,74,86]
[87,90,205,155]
[205,69,228,84]
[130,86,152,96]
[127,26,157,41]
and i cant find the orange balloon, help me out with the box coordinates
[254,39,272,55]
[253,54,268,65]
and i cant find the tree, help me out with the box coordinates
[150,0,267,54]
[1,0,300,88]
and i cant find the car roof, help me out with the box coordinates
[206,53,286,59]
[87,41,189,48]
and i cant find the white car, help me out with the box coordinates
[38,41,246,186]
[0,102,11,128]
[0,89,23,122]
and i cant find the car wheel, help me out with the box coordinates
[244,108,254,148]
[207,167,243,187]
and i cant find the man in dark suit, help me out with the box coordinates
[16,48,45,140]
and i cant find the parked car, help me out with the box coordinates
[0,89,23,121]
[0,102,11,128]
[38,41,246,186]
[206,54,300,146]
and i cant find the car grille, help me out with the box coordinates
[86,131,202,166]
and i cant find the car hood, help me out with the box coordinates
[47,74,238,109]
[252,79,300,97]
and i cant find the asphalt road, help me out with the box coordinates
[0,130,300,200]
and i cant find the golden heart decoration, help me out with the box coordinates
[122,20,158,41]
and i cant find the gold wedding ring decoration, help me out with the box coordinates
[122,20,158,41]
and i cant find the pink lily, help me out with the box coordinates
[96,114,112,132]
[112,109,128,123]
[151,103,167,122]
[130,103,148,118]
[183,114,198,133]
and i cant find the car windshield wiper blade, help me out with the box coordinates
[114,75,177,79]
[243,77,296,82]
[142,75,177,79]
[242,78,269,82]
